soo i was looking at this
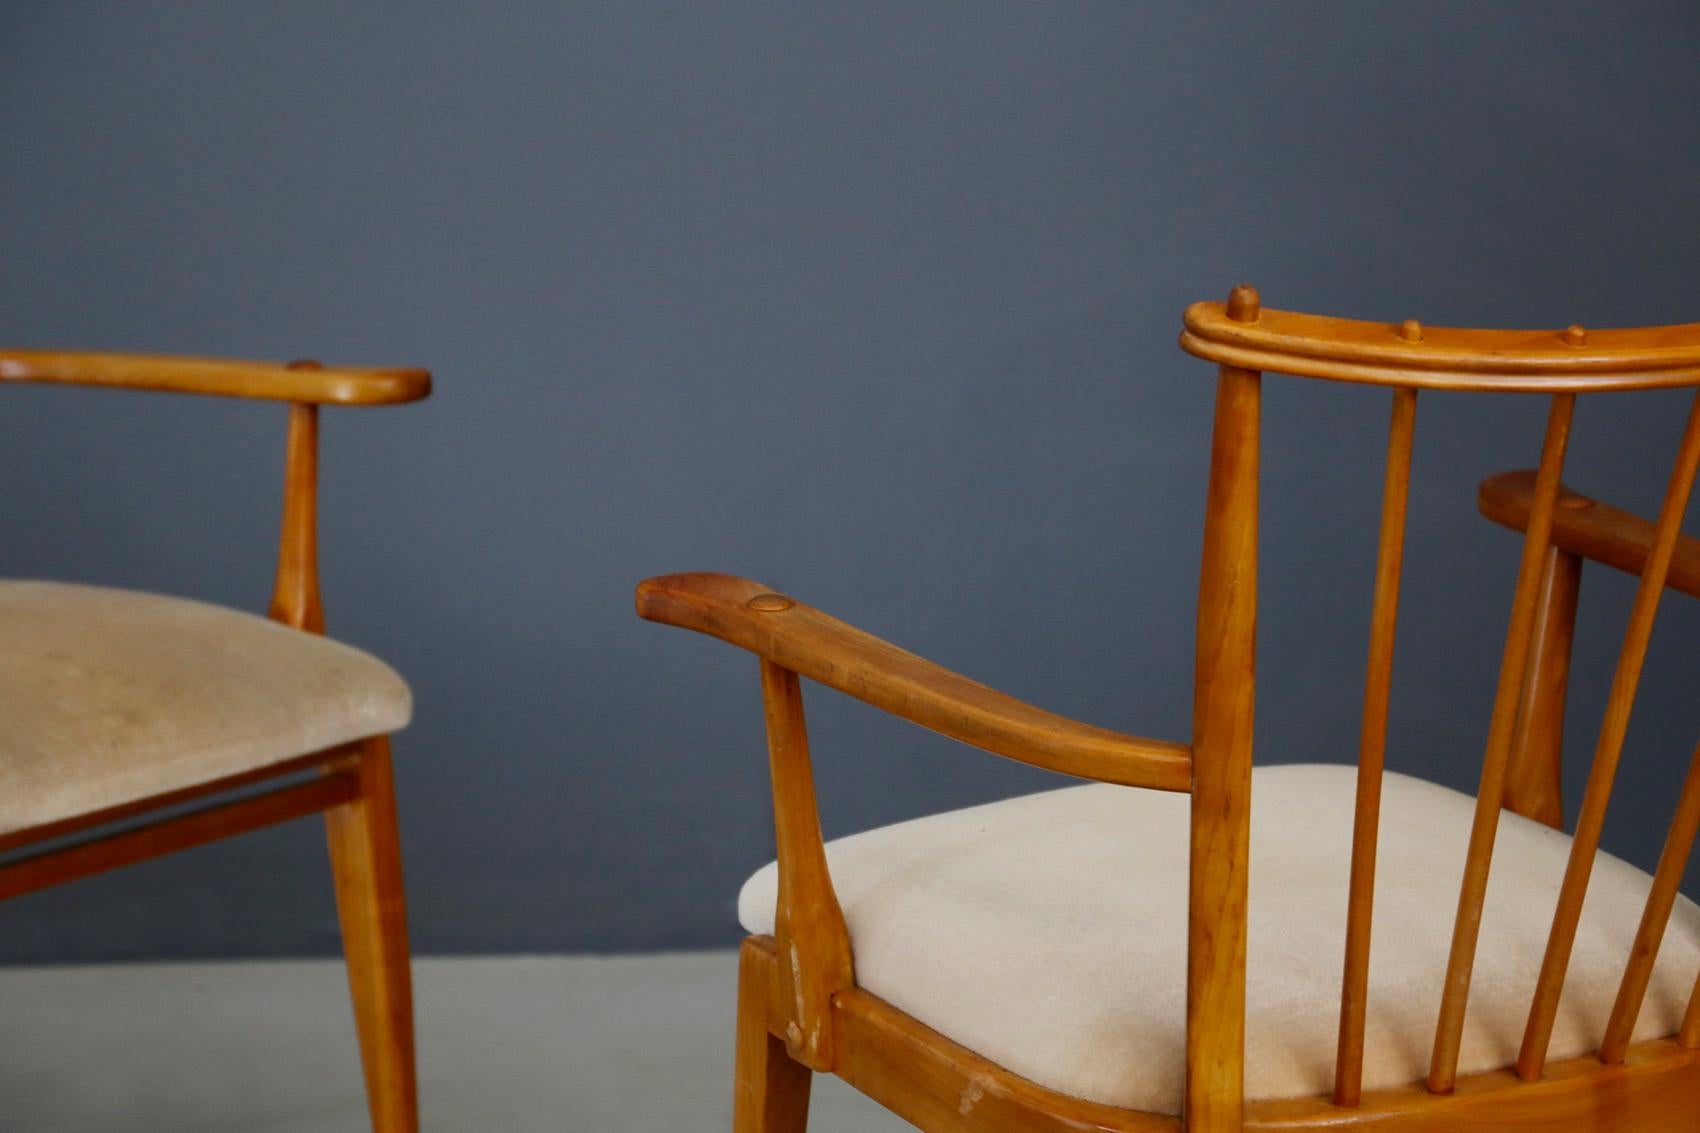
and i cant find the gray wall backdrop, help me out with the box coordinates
[2,2,1699,961]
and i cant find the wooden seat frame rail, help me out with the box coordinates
[637,287,1700,1132]
[0,352,429,1133]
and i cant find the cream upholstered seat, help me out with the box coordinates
[0,580,412,837]
[738,763,1700,1116]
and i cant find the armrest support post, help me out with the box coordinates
[269,389,324,633]
[760,659,854,1072]
[1503,546,1581,829]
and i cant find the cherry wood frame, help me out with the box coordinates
[638,288,1700,1132]
[0,351,429,1133]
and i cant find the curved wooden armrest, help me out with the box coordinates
[1478,470,1700,599]
[0,351,430,405]
[635,572,1192,791]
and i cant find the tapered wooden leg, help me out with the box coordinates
[326,736,418,1133]
[735,937,811,1132]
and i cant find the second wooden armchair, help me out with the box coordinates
[638,288,1700,1131]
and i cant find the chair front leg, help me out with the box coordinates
[736,936,812,1132]
[326,735,418,1133]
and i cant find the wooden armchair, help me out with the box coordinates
[0,351,430,1132]
[637,287,1700,1131]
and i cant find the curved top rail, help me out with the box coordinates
[1180,287,1700,392]
[0,350,431,405]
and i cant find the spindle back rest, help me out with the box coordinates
[1181,285,1700,1124]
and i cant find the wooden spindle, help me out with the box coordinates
[1334,386,1418,1107]
[1519,389,1700,1079]
[1429,393,1576,1094]
[1682,959,1700,1047]
[760,658,854,1072]
[1602,736,1700,1062]
[1187,363,1260,1131]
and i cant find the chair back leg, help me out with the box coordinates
[326,735,419,1133]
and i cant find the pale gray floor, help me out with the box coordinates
[0,952,909,1131]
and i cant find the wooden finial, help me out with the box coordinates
[1397,319,1424,343]
[1225,284,1260,323]
[1562,325,1588,347]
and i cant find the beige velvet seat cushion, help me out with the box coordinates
[739,763,1700,1115]
[0,580,411,836]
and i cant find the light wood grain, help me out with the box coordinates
[1187,364,1261,1131]
[1335,387,1417,1106]
[1682,962,1700,1048]
[0,772,356,901]
[835,983,1181,1133]
[1502,547,1581,829]
[269,395,325,632]
[0,349,430,404]
[1247,1038,1700,1131]
[760,660,855,1072]
[1601,737,1700,1063]
[736,937,813,1132]
[1518,389,1700,1079]
[1428,393,1575,1093]
[636,572,1192,791]
[325,737,418,1133]
[1181,303,1700,392]
[1479,470,1700,599]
